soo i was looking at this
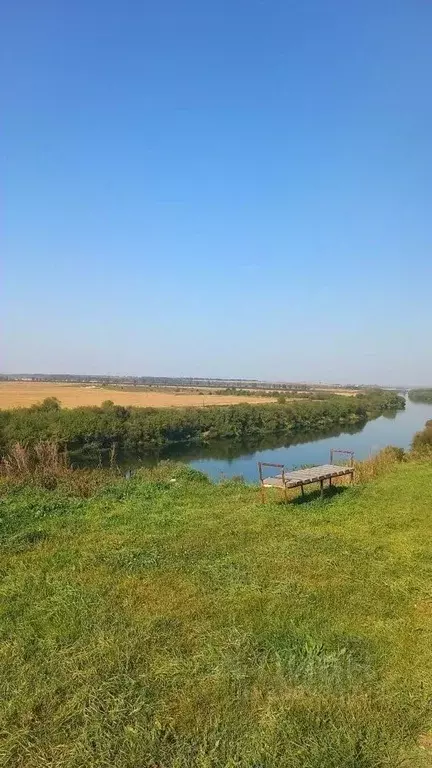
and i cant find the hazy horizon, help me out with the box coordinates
[0,370,427,389]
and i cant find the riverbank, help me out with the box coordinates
[183,396,432,482]
[0,457,431,767]
[0,389,404,457]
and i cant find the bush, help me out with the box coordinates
[34,396,61,411]
[412,423,432,454]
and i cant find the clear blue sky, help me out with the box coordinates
[2,1,432,384]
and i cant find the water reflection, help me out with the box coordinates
[70,399,432,484]
[161,421,367,462]
[380,410,398,420]
[70,419,367,468]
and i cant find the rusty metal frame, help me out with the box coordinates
[258,462,287,503]
[330,448,355,467]
[330,449,355,484]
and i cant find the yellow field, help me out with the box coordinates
[0,382,277,409]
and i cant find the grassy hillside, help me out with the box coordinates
[1,461,432,767]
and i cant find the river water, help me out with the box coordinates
[171,397,432,482]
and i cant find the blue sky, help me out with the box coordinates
[3,1,432,384]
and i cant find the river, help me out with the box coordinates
[164,397,431,482]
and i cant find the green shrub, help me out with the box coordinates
[412,423,432,453]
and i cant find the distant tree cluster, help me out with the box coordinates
[408,389,432,404]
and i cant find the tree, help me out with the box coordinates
[39,397,61,411]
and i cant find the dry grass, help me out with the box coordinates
[353,445,406,483]
[0,382,278,409]
[0,441,69,478]
[0,442,118,496]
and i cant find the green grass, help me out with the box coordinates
[0,462,432,767]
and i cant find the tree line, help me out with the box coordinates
[0,390,404,456]
[408,389,432,404]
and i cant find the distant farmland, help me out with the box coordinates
[0,381,279,409]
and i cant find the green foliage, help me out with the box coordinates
[409,388,432,404]
[32,396,62,411]
[213,387,346,401]
[411,419,432,453]
[0,390,405,456]
[0,461,431,766]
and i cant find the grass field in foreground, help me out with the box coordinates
[0,462,432,767]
